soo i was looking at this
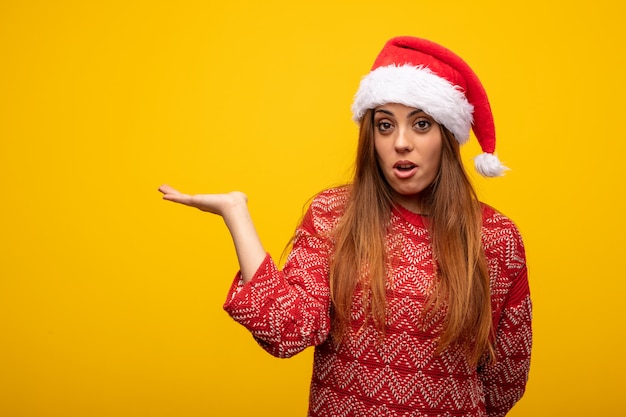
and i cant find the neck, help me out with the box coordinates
[392,193,429,215]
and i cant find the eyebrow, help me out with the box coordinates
[374,108,425,117]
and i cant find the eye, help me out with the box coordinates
[414,118,432,131]
[376,119,394,133]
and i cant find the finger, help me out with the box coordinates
[158,184,178,195]
[158,184,194,206]
[163,193,194,206]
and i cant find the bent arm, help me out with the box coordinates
[223,203,333,357]
[158,184,265,284]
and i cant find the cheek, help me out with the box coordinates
[373,138,386,161]
[428,134,444,166]
[433,145,444,167]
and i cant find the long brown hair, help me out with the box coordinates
[329,109,494,366]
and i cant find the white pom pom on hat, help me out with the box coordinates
[352,36,508,177]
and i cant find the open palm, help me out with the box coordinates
[158,184,248,216]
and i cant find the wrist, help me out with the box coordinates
[221,194,251,227]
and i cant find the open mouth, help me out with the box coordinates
[393,161,418,178]
[395,163,416,171]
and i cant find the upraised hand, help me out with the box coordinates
[158,184,248,217]
[158,184,265,283]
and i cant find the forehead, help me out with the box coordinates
[374,103,430,117]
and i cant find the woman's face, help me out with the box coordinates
[373,103,443,212]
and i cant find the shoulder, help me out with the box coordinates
[301,186,350,234]
[481,203,523,242]
[310,186,350,210]
[480,204,530,309]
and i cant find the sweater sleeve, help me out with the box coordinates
[222,202,333,358]
[478,216,533,417]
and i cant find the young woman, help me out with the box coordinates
[159,36,532,417]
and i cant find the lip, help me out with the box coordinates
[393,160,418,179]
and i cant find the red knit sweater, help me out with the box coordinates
[223,187,531,417]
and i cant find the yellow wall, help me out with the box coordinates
[1,1,624,415]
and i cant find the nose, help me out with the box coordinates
[394,128,413,153]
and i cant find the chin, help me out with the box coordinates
[395,186,426,196]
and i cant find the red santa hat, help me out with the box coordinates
[351,36,507,177]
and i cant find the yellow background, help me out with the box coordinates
[1,1,625,416]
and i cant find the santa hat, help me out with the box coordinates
[351,36,507,177]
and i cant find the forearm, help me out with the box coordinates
[222,201,266,284]
[223,221,333,357]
